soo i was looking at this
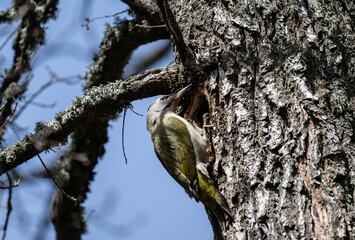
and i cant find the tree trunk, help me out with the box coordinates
[1,1,354,239]
[158,0,355,239]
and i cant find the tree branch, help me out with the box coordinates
[0,0,59,141]
[128,40,171,76]
[1,0,59,92]
[2,173,13,240]
[0,66,179,176]
[85,16,169,89]
[50,12,171,238]
[0,6,17,24]
[121,0,162,23]
[156,0,197,70]
[38,154,77,204]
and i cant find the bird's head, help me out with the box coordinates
[147,84,192,114]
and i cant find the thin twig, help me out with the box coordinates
[122,105,142,164]
[0,100,7,112]
[87,209,95,220]
[0,177,21,189]
[7,122,26,141]
[0,98,18,130]
[57,146,64,159]
[135,24,166,29]
[128,105,143,116]
[30,101,56,108]
[11,68,81,122]
[46,147,56,154]
[37,155,78,205]
[2,173,13,240]
[122,107,128,164]
[0,24,20,53]
[82,9,130,30]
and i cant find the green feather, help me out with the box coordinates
[151,115,197,196]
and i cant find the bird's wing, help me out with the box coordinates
[159,115,197,188]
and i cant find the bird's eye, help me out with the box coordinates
[160,96,169,101]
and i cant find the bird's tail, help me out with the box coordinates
[207,190,233,231]
[196,163,233,231]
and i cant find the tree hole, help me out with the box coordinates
[189,92,210,128]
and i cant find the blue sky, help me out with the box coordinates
[0,1,213,239]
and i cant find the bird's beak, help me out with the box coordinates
[171,84,192,108]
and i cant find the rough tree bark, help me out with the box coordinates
[0,0,354,240]
[158,0,354,239]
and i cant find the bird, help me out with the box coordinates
[146,84,232,230]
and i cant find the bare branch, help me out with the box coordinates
[0,24,20,53]
[122,108,128,164]
[37,155,77,205]
[2,173,13,240]
[121,105,144,165]
[0,0,60,143]
[0,100,7,112]
[29,101,56,109]
[0,98,18,130]
[129,41,171,76]
[11,68,81,122]
[0,176,21,189]
[128,105,143,116]
[85,17,169,89]
[135,24,166,28]
[1,0,59,92]
[81,9,130,30]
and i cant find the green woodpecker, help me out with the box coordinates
[146,85,232,229]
